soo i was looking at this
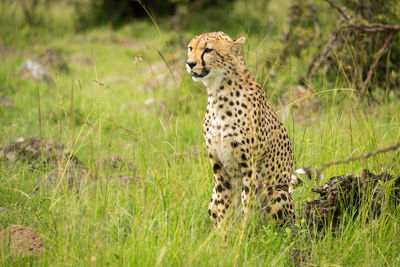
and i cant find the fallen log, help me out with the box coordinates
[305,170,400,230]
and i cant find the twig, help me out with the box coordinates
[320,141,400,172]
[361,32,394,97]
[324,0,351,20]
[345,23,400,33]
[157,49,176,84]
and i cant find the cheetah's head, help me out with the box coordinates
[186,32,246,84]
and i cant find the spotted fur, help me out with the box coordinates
[186,32,295,228]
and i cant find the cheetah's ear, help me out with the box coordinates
[234,36,246,45]
[233,36,246,54]
[233,36,246,48]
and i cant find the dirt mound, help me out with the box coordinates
[0,137,82,166]
[0,138,142,191]
[0,137,91,191]
[0,225,44,257]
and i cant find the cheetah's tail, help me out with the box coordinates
[289,167,324,193]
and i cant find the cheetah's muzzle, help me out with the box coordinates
[192,68,210,78]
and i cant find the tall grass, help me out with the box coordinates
[1,1,400,266]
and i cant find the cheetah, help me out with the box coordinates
[186,32,295,229]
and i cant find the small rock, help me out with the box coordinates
[269,68,276,78]
[15,137,24,143]
[144,98,156,105]
[37,48,68,71]
[18,60,54,85]
[0,225,44,257]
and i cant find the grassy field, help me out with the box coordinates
[1,1,400,266]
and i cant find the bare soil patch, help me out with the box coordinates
[0,225,44,257]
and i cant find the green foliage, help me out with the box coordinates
[284,0,400,96]
[73,0,157,30]
[73,0,233,30]
[282,0,322,60]
[341,0,400,24]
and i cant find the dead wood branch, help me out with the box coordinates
[307,22,400,80]
[305,170,400,230]
[320,141,400,172]
[306,19,345,79]
[324,0,351,20]
[361,32,394,97]
[345,23,400,33]
[291,141,400,187]
[20,0,39,26]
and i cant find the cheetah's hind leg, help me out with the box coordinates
[260,190,295,226]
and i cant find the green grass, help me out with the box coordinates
[1,1,400,266]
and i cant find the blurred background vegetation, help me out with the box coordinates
[2,0,399,101]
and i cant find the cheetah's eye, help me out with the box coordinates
[188,46,192,52]
[204,48,213,53]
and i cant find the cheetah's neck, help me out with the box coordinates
[203,65,250,95]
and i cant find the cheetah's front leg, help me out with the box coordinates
[239,162,253,217]
[208,157,232,229]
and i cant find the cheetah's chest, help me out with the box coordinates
[209,120,236,165]
[205,98,241,176]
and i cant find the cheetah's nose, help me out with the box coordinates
[187,62,197,69]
